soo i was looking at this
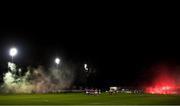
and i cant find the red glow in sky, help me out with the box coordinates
[145,65,178,94]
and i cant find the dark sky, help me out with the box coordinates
[0,7,179,88]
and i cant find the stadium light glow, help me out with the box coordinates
[55,58,60,65]
[9,47,18,62]
[84,64,88,70]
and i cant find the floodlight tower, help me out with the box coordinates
[84,63,88,71]
[9,47,18,62]
[55,57,60,69]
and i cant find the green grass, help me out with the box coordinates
[0,93,180,105]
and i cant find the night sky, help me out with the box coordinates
[0,8,179,89]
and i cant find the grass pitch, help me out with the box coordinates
[0,93,180,105]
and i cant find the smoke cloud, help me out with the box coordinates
[145,64,180,94]
[1,62,75,93]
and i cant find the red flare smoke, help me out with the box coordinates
[145,65,179,94]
